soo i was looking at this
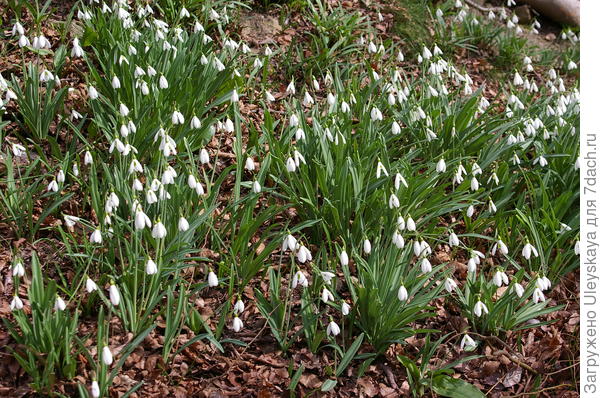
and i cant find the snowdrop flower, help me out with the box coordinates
[190,115,201,129]
[363,239,372,255]
[470,177,479,191]
[252,180,261,193]
[491,239,509,256]
[389,193,400,209]
[47,179,59,192]
[522,242,538,260]
[232,315,243,332]
[286,157,296,172]
[265,91,275,102]
[171,110,184,125]
[493,269,509,287]
[473,300,488,317]
[152,221,167,239]
[296,245,312,263]
[13,261,25,277]
[18,35,30,47]
[513,283,524,297]
[295,128,306,141]
[86,278,98,293]
[368,41,377,53]
[341,301,351,316]
[536,276,551,291]
[327,320,341,337]
[321,271,335,285]
[395,173,408,189]
[488,199,497,214]
[233,298,245,314]
[420,258,432,273]
[575,240,580,255]
[397,285,408,301]
[10,295,23,311]
[444,278,458,293]
[286,80,296,95]
[392,230,405,249]
[292,270,308,288]
[533,288,545,303]
[109,284,120,306]
[10,143,26,157]
[11,21,24,36]
[460,334,477,350]
[282,234,298,252]
[436,158,446,173]
[32,35,51,49]
[54,296,66,311]
[449,232,460,247]
[145,258,158,275]
[533,155,548,167]
[370,107,383,121]
[64,215,80,228]
[178,216,189,232]
[513,71,523,86]
[231,89,239,103]
[146,189,158,204]
[102,346,113,365]
[321,288,334,303]
[567,61,578,70]
[91,381,100,398]
[71,38,84,57]
[376,161,389,178]
[422,46,432,59]
[90,229,102,244]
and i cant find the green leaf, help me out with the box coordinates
[432,375,485,398]
[336,333,364,377]
[320,379,337,392]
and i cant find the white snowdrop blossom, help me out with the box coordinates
[397,285,408,301]
[473,300,488,317]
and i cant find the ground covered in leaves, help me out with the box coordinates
[0,0,580,397]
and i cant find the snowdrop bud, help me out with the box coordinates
[286,157,296,172]
[112,76,121,89]
[391,121,401,135]
[86,278,98,293]
[90,380,100,398]
[327,320,341,337]
[341,301,351,316]
[10,295,23,311]
[363,239,372,255]
[54,296,66,311]
[406,217,416,231]
[460,334,477,350]
[171,213,188,232]
[232,316,243,332]
[200,148,210,164]
[397,285,408,301]
[436,158,446,172]
[102,346,113,365]
[146,258,158,275]
[208,270,219,287]
[231,89,239,103]
[449,232,460,247]
[152,221,167,239]
[159,76,168,90]
[420,258,432,273]
[444,278,458,293]
[252,180,261,193]
[243,156,256,171]
[109,284,120,306]
[339,250,349,266]
[187,175,198,189]
[473,300,488,317]
[467,205,475,218]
